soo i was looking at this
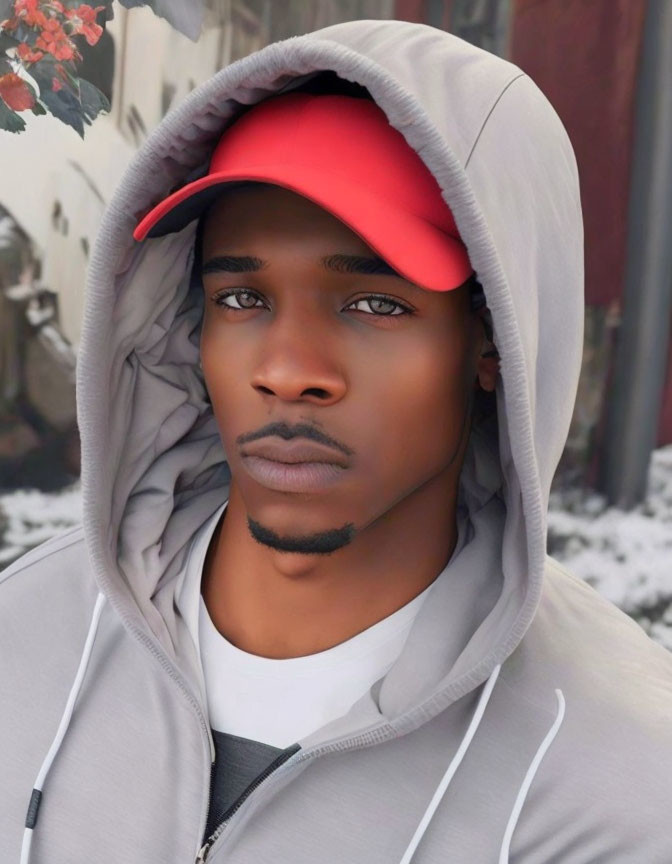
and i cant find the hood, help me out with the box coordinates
[76,19,584,735]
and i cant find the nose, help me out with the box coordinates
[250,315,347,406]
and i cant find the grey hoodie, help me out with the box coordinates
[2,19,672,864]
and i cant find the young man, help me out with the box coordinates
[2,19,671,864]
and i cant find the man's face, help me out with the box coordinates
[199,182,483,555]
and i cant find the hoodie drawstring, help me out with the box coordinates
[20,598,565,864]
[497,687,566,863]
[20,591,107,864]
[398,663,502,864]
[398,664,566,864]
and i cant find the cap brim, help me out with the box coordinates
[132,169,473,292]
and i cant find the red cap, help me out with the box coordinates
[132,92,473,292]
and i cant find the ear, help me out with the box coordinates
[471,311,500,392]
[475,351,500,392]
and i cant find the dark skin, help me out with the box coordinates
[198,182,499,659]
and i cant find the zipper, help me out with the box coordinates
[193,720,397,863]
[197,753,217,860]
[195,743,302,863]
[110,605,395,863]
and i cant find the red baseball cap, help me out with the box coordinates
[132,91,473,292]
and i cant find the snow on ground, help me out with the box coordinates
[0,482,82,568]
[547,444,672,651]
[0,444,671,650]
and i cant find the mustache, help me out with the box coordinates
[236,420,354,458]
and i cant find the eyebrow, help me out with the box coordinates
[200,253,403,278]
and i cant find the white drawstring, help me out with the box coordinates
[498,688,566,863]
[398,666,566,864]
[20,591,107,864]
[398,662,502,864]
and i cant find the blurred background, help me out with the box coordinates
[1,0,671,647]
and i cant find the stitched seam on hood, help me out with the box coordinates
[465,72,527,170]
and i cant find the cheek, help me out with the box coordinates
[199,320,251,424]
[360,332,471,485]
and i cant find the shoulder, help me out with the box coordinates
[0,523,86,587]
[503,555,672,861]
[525,554,672,733]
[0,524,97,642]
[538,553,672,690]
[0,523,103,739]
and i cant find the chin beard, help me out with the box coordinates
[246,516,356,555]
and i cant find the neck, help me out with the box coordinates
[200,474,461,659]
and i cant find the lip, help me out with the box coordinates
[241,455,346,493]
[241,439,348,466]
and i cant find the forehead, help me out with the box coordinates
[201,182,373,252]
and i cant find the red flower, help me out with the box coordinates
[12,0,47,28]
[51,76,62,91]
[41,16,62,32]
[64,4,105,46]
[0,71,35,111]
[16,41,44,63]
[35,21,76,61]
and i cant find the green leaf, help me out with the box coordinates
[31,57,78,96]
[79,77,110,125]
[6,22,35,44]
[0,30,20,54]
[37,82,85,137]
[0,95,26,133]
[31,59,72,97]
[61,63,79,89]
[20,65,111,137]
[117,0,204,42]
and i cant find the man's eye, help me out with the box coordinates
[345,295,411,316]
[210,289,411,317]
[211,289,265,309]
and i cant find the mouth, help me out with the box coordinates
[241,438,348,464]
[240,437,349,493]
[241,455,346,493]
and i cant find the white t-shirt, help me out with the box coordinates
[177,500,444,748]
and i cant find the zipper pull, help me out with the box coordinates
[195,840,212,863]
